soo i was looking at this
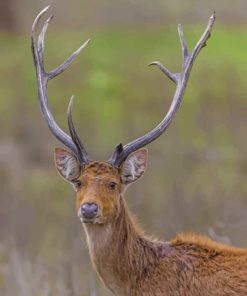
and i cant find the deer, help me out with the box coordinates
[31,7,247,296]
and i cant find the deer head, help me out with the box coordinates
[31,6,215,225]
[54,147,147,224]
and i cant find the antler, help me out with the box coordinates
[108,13,216,167]
[31,6,91,165]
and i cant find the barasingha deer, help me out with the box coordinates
[31,7,247,296]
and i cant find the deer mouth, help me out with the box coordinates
[78,211,103,224]
[82,217,101,224]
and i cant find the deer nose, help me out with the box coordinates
[81,203,99,220]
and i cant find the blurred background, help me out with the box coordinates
[0,0,246,295]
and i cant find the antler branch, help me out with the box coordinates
[31,6,91,164]
[108,13,216,167]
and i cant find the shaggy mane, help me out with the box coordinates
[172,232,246,254]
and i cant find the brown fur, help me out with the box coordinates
[59,157,247,295]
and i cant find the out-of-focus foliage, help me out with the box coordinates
[8,0,247,32]
[0,1,247,295]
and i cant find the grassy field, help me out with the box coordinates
[0,24,247,295]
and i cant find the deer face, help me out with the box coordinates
[54,148,148,224]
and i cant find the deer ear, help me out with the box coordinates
[54,147,81,182]
[120,148,148,185]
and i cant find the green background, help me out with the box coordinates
[0,1,246,295]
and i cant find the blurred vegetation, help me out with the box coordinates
[0,3,247,295]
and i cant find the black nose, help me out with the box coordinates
[81,203,99,220]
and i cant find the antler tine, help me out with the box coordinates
[109,13,216,167]
[149,61,178,84]
[67,96,91,163]
[178,24,188,67]
[31,7,90,164]
[49,39,91,80]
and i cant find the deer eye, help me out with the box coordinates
[73,179,82,189]
[108,181,117,190]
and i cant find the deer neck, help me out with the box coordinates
[83,197,167,294]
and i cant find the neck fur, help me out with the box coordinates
[83,197,167,294]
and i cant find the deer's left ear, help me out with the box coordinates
[54,147,81,182]
[120,148,148,185]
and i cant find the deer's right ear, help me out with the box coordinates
[54,148,81,182]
